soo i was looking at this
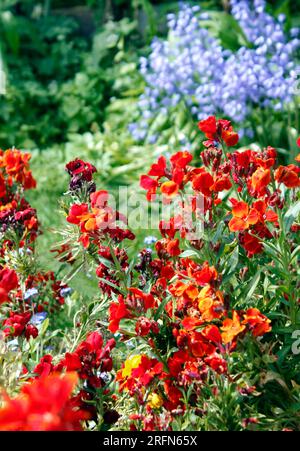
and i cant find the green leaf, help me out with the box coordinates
[154,297,170,321]
[62,261,84,285]
[39,318,49,336]
[284,200,300,234]
[179,249,199,258]
[223,245,239,276]
[239,270,262,306]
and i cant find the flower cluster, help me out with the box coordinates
[66,187,135,249]
[0,150,70,343]
[25,331,118,424]
[112,256,271,430]
[129,2,299,144]
[0,149,38,245]
[0,373,87,431]
[0,117,299,431]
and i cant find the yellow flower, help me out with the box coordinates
[147,393,163,409]
[121,355,142,378]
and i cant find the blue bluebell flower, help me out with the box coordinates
[130,2,299,143]
[60,287,72,298]
[30,312,47,326]
[24,288,38,300]
[144,235,157,245]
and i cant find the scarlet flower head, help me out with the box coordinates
[65,159,96,179]
[198,116,239,147]
[239,231,263,257]
[248,167,271,196]
[192,170,214,197]
[275,165,300,188]
[229,200,259,232]
[243,308,271,337]
[221,311,246,344]
[0,267,18,304]
[3,311,33,339]
[140,151,193,201]
[117,355,163,394]
[0,149,36,190]
[160,181,179,199]
[0,373,86,431]
[129,288,156,310]
[108,295,131,333]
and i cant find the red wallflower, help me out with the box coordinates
[243,308,271,337]
[198,116,239,147]
[198,116,217,138]
[140,175,159,201]
[66,203,89,226]
[193,261,218,286]
[129,288,156,310]
[0,373,86,431]
[0,267,18,304]
[252,200,278,224]
[221,129,239,147]
[192,171,214,196]
[108,295,131,333]
[140,151,193,201]
[275,165,300,188]
[170,151,193,169]
[160,181,179,199]
[60,332,115,388]
[65,159,96,181]
[3,311,34,339]
[166,238,181,256]
[148,155,167,177]
[33,355,54,378]
[229,201,259,232]
[204,353,227,374]
[25,324,39,340]
[117,355,163,395]
[248,167,271,196]
[0,149,36,190]
[221,311,246,344]
[135,317,151,336]
[239,231,263,257]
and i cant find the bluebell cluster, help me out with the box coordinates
[129,1,299,143]
[30,312,48,326]
[24,288,38,300]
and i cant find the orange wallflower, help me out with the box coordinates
[249,167,271,195]
[169,280,199,302]
[0,373,86,431]
[229,201,259,232]
[252,200,278,224]
[275,165,300,188]
[243,308,271,337]
[0,149,36,190]
[192,170,214,196]
[198,286,225,321]
[160,181,179,199]
[221,311,245,344]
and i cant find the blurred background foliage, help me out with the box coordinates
[0,0,300,272]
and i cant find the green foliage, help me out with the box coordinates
[0,3,144,149]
